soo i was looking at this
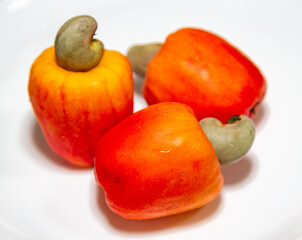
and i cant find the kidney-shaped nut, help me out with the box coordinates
[199,115,255,165]
[127,43,162,77]
[55,15,104,72]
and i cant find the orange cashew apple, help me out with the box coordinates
[94,102,223,220]
[28,15,133,167]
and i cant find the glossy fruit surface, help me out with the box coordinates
[143,28,266,123]
[28,47,133,166]
[95,102,223,219]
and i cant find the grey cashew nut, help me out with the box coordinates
[127,43,162,77]
[200,115,255,165]
[55,15,104,72]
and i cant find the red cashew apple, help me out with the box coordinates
[94,102,223,220]
[127,28,267,123]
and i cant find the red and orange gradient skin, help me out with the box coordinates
[144,28,266,123]
[28,47,133,167]
[94,102,223,220]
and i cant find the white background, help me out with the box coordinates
[0,0,302,239]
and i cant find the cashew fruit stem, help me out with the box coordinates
[55,15,104,72]
[200,115,255,165]
[127,43,162,77]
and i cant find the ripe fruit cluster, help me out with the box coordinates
[28,15,266,220]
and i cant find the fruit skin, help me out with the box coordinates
[28,47,133,167]
[94,102,223,220]
[143,28,266,123]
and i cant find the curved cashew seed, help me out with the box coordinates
[199,115,255,165]
[55,15,104,72]
[127,43,162,77]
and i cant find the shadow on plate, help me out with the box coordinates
[251,101,269,131]
[133,72,145,96]
[221,153,259,188]
[93,182,223,234]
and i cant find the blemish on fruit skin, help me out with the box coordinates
[113,176,121,184]
[43,91,49,101]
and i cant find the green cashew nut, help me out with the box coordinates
[55,15,104,72]
[200,115,255,165]
[127,43,162,77]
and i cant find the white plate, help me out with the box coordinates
[1,0,302,239]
